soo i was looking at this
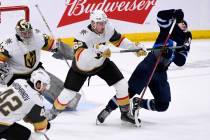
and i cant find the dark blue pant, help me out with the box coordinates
[128,60,171,102]
[128,55,171,111]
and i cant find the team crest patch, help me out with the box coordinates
[80,29,87,36]
[24,50,36,68]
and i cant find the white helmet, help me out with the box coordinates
[90,10,108,23]
[15,19,33,39]
[30,69,50,92]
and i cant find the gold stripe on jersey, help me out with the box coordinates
[109,30,124,47]
[0,53,10,62]
[110,36,125,47]
[54,98,67,111]
[0,121,12,126]
[42,35,55,51]
[33,118,48,132]
[75,48,85,61]
[117,96,129,106]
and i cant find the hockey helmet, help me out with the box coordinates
[90,10,108,23]
[90,10,107,34]
[16,19,33,39]
[30,69,50,92]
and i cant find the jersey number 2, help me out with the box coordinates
[0,89,22,116]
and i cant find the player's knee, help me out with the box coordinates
[113,79,128,98]
[155,101,170,112]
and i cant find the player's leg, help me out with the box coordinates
[46,67,87,120]
[0,123,31,140]
[133,72,171,112]
[44,71,81,111]
[96,59,150,123]
[97,60,140,124]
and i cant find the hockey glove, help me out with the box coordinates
[95,44,111,58]
[153,39,176,59]
[0,62,13,85]
[135,42,147,57]
[173,9,184,22]
[176,31,192,52]
[183,31,192,50]
[161,39,176,59]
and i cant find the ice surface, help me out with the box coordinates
[4,40,210,140]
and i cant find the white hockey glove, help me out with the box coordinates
[95,44,111,58]
[135,42,147,57]
[0,62,13,85]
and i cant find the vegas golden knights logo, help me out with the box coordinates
[24,50,36,68]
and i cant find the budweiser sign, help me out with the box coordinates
[58,0,156,27]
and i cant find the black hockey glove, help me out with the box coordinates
[183,32,192,50]
[173,9,184,22]
[176,31,192,52]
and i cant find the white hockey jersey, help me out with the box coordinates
[0,31,55,74]
[0,79,45,126]
[73,22,136,72]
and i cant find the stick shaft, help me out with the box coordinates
[35,4,54,36]
[112,45,183,53]
[35,4,71,68]
[43,133,50,140]
[139,19,177,102]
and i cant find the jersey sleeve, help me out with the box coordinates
[157,9,175,29]
[173,31,192,66]
[73,38,88,61]
[41,34,55,51]
[24,104,48,132]
[109,29,138,50]
[109,30,125,47]
[0,40,11,62]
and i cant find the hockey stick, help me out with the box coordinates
[134,19,177,125]
[43,133,50,140]
[111,45,183,53]
[34,4,71,68]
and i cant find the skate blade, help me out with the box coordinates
[96,118,102,125]
[130,99,134,116]
[134,109,141,127]
[121,120,138,127]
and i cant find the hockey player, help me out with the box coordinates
[0,19,80,110]
[97,9,192,124]
[46,10,146,125]
[0,69,51,140]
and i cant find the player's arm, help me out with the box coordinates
[157,9,184,29]
[109,30,146,56]
[0,42,12,85]
[0,41,11,62]
[173,31,192,66]
[73,38,89,61]
[24,104,50,133]
[41,34,55,51]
